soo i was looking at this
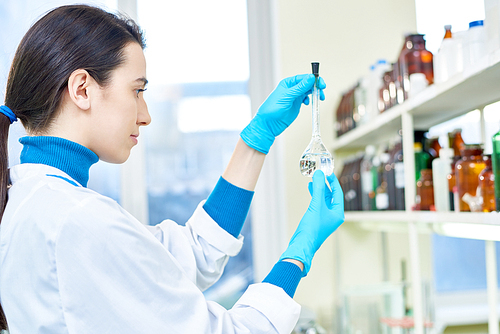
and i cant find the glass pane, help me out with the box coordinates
[138,0,253,306]
[415,0,484,54]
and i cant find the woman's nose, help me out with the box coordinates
[138,101,151,126]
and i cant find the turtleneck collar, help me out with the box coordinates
[19,136,99,187]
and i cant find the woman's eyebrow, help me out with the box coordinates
[136,77,148,87]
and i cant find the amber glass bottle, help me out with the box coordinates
[416,169,434,210]
[399,34,434,100]
[444,25,452,39]
[479,155,496,212]
[379,69,393,113]
[449,129,465,157]
[456,145,485,212]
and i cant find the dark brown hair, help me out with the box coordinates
[0,5,145,330]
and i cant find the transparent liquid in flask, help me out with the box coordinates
[300,140,334,177]
[299,62,334,177]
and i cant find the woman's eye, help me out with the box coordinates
[136,88,147,97]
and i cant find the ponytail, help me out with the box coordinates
[0,303,7,331]
[0,112,10,221]
[0,106,14,331]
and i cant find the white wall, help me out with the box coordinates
[272,0,425,329]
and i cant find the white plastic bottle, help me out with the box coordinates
[359,60,390,125]
[366,60,390,122]
[463,20,487,73]
[432,147,454,211]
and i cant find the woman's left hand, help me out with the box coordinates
[240,74,326,154]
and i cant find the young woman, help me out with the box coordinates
[0,5,344,333]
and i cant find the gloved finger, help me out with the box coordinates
[311,170,326,201]
[326,172,337,185]
[308,181,313,197]
[303,96,310,105]
[280,74,311,88]
[319,89,325,101]
[317,77,326,90]
[287,74,316,97]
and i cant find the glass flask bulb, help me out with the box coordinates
[299,64,334,177]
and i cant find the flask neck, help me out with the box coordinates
[311,79,321,139]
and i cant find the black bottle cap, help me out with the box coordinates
[311,62,319,77]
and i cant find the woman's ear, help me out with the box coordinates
[67,69,92,110]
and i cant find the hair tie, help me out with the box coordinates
[0,105,17,124]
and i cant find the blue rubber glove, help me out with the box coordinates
[280,170,345,276]
[240,74,326,154]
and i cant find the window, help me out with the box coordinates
[137,0,253,306]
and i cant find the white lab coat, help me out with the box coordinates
[0,163,300,333]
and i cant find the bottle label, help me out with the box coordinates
[376,193,389,210]
[361,171,373,193]
[395,162,405,189]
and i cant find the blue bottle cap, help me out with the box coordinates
[469,20,484,28]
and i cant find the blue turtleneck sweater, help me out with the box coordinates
[18,136,302,297]
[19,136,98,187]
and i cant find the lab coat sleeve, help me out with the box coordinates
[145,201,243,291]
[55,197,300,334]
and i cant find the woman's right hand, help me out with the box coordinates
[240,74,326,154]
[280,170,344,275]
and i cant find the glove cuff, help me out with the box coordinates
[240,117,276,155]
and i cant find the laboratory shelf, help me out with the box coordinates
[344,211,500,241]
[332,54,500,153]
[345,210,500,225]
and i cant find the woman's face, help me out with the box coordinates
[87,42,150,164]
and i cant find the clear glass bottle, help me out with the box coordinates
[456,144,485,212]
[299,62,334,177]
[433,147,453,211]
[416,169,434,211]
[479,155,496,212]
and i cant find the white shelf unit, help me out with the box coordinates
[333,53,500,334]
